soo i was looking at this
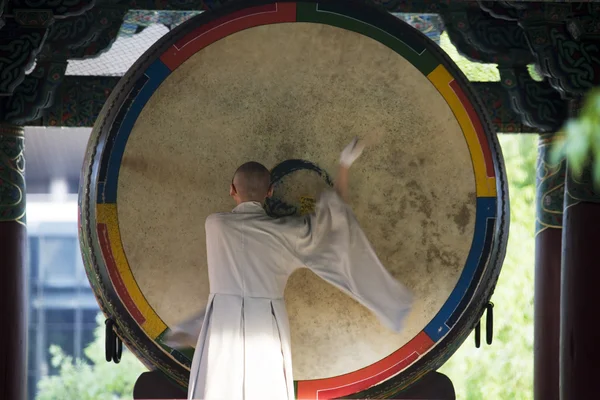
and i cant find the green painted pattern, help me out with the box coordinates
[295,2,439,76]
[0,131,26,224]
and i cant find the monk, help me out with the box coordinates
[165,138,414,400]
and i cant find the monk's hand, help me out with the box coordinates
[340,137,365,168]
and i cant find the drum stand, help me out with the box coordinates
[133,370,187,399]
[132,370,455,399]
[391,371,455,399]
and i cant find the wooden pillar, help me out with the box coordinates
[560,100,600,398]
[0,124,27,400]
[534,133,564,400]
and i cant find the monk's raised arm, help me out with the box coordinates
[335,137,365,202]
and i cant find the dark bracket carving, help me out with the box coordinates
[478,1,523,22]
[442,8,533,66]
[498,66,567,132]
[566,3,600,40]
[475,1,600,117]
[471,81,541,134]
[40,5,128,60]
[6,0,96,18]
[0,20,48,96]
[13,9,56,27]
[504,2,600,98]
[1,60,67,125]
[521,23,600,97]
[42,76,120,127]
[0,3,125,117]
[2,0,594,132]
[127,0,215,11]
[374,0,451,14]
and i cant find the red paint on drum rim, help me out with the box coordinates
[98,223,146,325]
[450,80,495,178]
[296,331,435,399]
[160,3,297,71]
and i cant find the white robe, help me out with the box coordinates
[165,190,413,400]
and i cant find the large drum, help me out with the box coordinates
[79,0,509,398]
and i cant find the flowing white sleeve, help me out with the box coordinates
[294,190,413,333]
[163,309,206,349]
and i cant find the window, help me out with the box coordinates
[46,309,76,326]
[39,237,78,287]
[27,231,102,399]
[27,372,38,400]
[67,178,80,194]
[27,326,38,371]
[45,309,76,375]
[81,310,100,361]
[28,237,39,286]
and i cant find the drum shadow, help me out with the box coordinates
[121,154,206,190]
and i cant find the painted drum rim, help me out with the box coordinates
[78,0,509,397]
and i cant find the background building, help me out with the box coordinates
[25,127,98,399]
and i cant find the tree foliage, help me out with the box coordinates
[438,33,499,82]
[36,313,146,400]
[437,31,537,400]
[551,87,600,188]
[438,134,536,400]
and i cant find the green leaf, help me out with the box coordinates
[36,313,147,400]
[439,135,537,400]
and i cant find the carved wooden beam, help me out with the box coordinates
[0,60,67,124]
[4,0,592,133]
[471,81,542,134]
[5,0,95,19]
[478,1,600,99]
[498,66,566,133]
[437,4,569,133]
[41,76,119,127]
[126,0,209,11]
[0,19,48,96]
[42,4,128,60]
[441,8,534,66]
[516,2,600,98]
[0,0,128,121]
[442,1,600,132]
[0,0,100,98]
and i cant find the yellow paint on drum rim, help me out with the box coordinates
[427,65,497,197]
[97,203,167,339]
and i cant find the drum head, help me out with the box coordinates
[79,1,508,398]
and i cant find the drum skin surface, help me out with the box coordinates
[78,1,509,398]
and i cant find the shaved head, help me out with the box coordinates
[232,162,271,202]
